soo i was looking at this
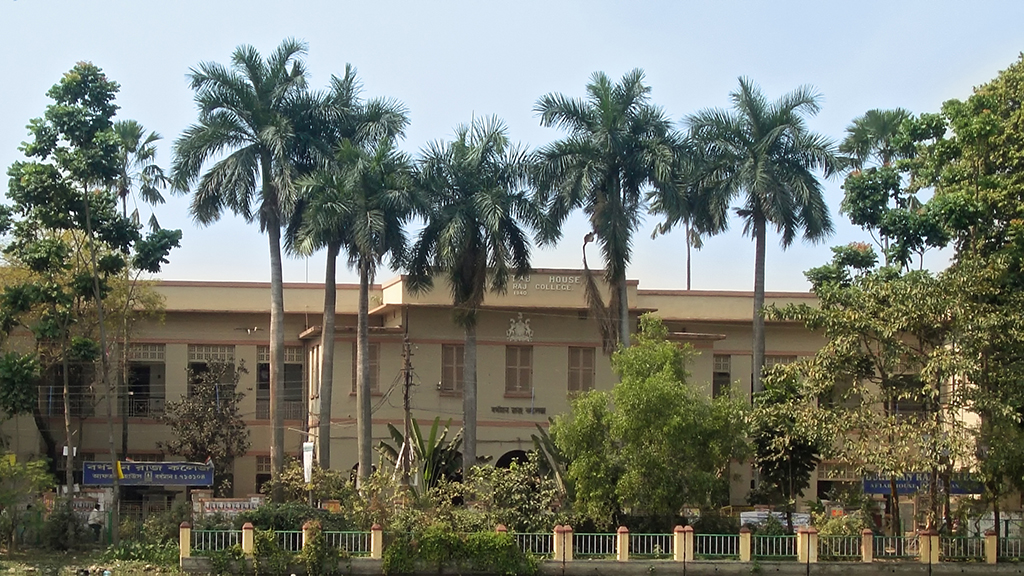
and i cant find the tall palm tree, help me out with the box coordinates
[112,119,169,459]
[407,116,543,470]
[287,67,409,475]
[649,144,731,290]
[686,78,842,394]
[534,69,678,349]
[171,39,322,498]
[113,119,168,229]
[839,108,912,169]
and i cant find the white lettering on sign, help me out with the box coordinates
[509,275,582,294]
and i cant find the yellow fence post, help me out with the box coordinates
[673,526,685,562]
[553,525,563,561]
[985,529,998,564]
[241,522,254,557]
[861,529,873,563]
[806,527,818,563]
[302,520,314,550]
[739,526,752,562]
[797,527,808,563]
[564,525,574,561]
[179,521,191,566]
[616,526,629,562]
[370,524,383,560]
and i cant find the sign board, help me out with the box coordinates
[302,442,315,484]
[83,461,214,486]
[862,473,983,495]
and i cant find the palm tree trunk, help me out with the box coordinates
[267,214,286,502]
[356,257,372,485]
[618,280,630,348]
[317,242,340,469]
[752,215,767,396]
[686,220,692,291]
[463,322,477,473]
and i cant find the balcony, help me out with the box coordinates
[124,397,166,417]
[256,399,304,421]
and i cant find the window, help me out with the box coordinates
[505,346,533,395]
[765,355,797,368]
[39,363,95,417]
[187,345,235,394]
[568,347,595,393]
[126,344,166,417]
[712,354,731,399]
[441,344,464,393]
[255,456,271,494]
[351,342,380,394]
[257,346,304,420]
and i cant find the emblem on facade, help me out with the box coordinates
[506,313,534,342]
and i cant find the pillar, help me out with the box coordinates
[241,522,254,557]
[496,524,507,534]
[563,525,574,561]
[806,527,819,563]
[302,520,315,549]
[739,526,752,562]
[616,526,629,562]
[919,529,940,564]
[179,522,191,565]
[370,524,383,560]
[861,529,873,563]
[985,530,998,564]
[673,526,685,562]
[553,525,563,561]
[797,527,808,563]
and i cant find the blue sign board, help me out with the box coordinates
[862,473,983,495]
[83,461,214,486]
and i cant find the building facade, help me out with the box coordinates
[4,269,828,508]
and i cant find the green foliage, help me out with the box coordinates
[159,361,250,496]
[298,520,348,576]
[691,510,739,534]
[466,455,563,533]
[376,417,462,495]
[136,499,192,544]
[0,352,40,418]
[40,503,87,551]
[253,528,292,576]
[552,314,748,528]
[259,458,355,505]
[812,510,872,537]
[203,544,244,576]
[0,455,54,547]
[102,540,178,565]
[237,502,353,532]
[750,367,821,528]
[382,526,538,576]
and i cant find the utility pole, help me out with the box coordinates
[400,333,413,488]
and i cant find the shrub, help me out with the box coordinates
[41,503,87,550]
[691,509,739,534]
[237,502,353,532]
[382,525,537,576]
[103,540,179,565]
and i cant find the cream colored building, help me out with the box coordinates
[4,269,830,508]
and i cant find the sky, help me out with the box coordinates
[1,1,1022,292]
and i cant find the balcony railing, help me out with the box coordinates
[256,399,304,421]
[124,397,166,417]
[39,387,93,418]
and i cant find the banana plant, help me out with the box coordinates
[377,417,463,494]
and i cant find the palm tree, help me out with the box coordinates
[839,108,912,169]
[649,144,731,290]
[686,78,842,394]
[534,69,678,348]
[171,39,322,498]
[287,67,409,475]
[113,119,168,228]
[407,116,543,470]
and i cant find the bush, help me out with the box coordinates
[103,540,179,565]
[691,509,739,534]
[41,503,87,550]
[139,499,193,543]
[237,502,353,532]
[382,525,537,576]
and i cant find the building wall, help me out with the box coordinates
[5,270,826,505]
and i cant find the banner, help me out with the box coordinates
[83,461,214,486]
[862,472,983,495]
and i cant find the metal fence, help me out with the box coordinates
[818,535,861,561]
[695,534,739,559]
[514,533,554,557]
[629,533,673,558]
[276,530,303,553]
[192,529,242,552]
[323,531,371,556]
[873,535,918,559]
[941,537,985,561]
[1001,537,1023,559]
[573,533,616,558]
[753,534,796,559]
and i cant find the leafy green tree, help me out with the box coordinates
[750,367,821,532]
[407,116,544,469]
[686,78,842,394]
[376,417,463,495]
[159,362,250,496]
[0,454,54,552]
[534,70,679,348]
[552,314,748,528]
[288,67,411,474]
[171,39,321,496]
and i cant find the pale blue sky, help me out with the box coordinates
[1,1,1021,291]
